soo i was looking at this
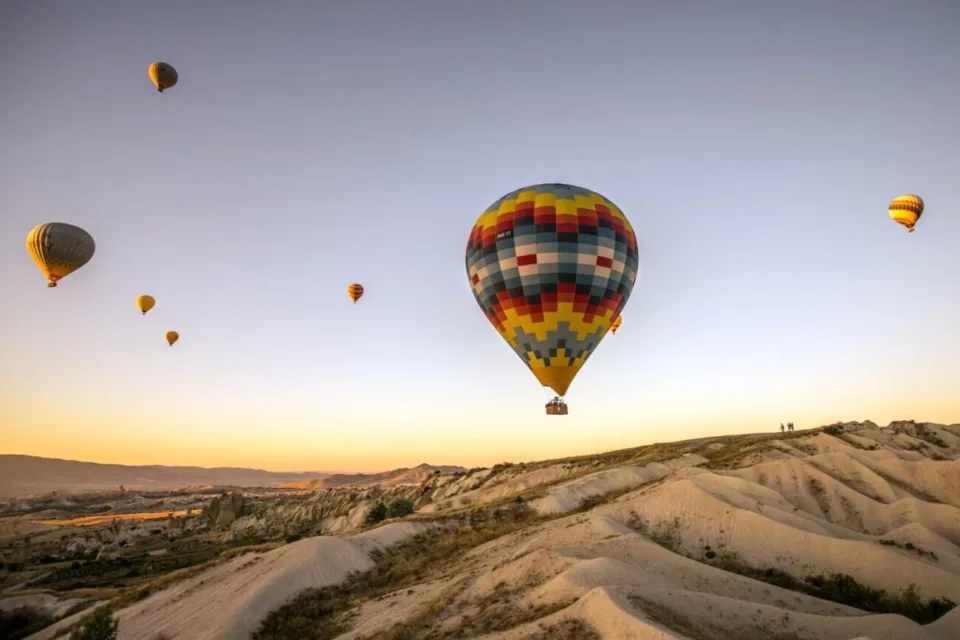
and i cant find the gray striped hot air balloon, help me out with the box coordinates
[25,222,96,288]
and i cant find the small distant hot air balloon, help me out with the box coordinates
[165,331,179,347]
[610,315,623,334]
[889,194,924,233]
[25,223,96,288]
[465,183,640,415]
[347,283,365,304]
[137,295,156,315]
[148,62,178,93]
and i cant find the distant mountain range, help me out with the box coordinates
[0,454,336,499]
[0,455,470,500]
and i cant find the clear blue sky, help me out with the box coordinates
[2,1,958,472]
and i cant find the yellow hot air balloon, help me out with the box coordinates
[25,223,96,288]
[610,315,623,334]
[165,331,179,347]
[137,295,156,315]
[148,62,178,93]
[347,283,365,304]
[889,194,924,233]
[465,184,640,414]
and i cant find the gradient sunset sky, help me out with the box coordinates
[2,1,959,473]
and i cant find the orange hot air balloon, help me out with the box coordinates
[610,315,623,334]
[136,295,155,315]
[347,283,364,304]
[165,331,179,347]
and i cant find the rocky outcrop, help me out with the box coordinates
[55,516,200,561]
[64,536,102,558]
[216,460,633,540]
[283,463,467,490]
[223,486,408,540]
[201,491,245,528]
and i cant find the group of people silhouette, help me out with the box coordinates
[780,422,795,433]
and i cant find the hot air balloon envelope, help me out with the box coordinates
[25,222,96,287]
[889,194,924,233]
[137,295,156,315]
[347,283,364,304]
[148,62,178,92]
[165,331,179,346]
[465,183,639,397]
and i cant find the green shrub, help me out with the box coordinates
[710,558,956,625]
[70,604,119,640]
[364,502,387,527]
[386,498,414,519]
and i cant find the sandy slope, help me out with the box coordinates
[420,465,585,513]
[335,505,956,639]
[529,455,707,516]
[329,424,960,639]
[430,489,957,639]
[105,522,429,640]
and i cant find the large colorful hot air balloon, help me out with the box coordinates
[465,184,639,413]
[889,194,924,233]
[610,315,623,334]
[137,295,156,315]
[25,223,96,288]
[347,283,365,304]
[148,62,178,93]
[165,331,179,347]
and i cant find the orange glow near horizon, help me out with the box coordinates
[3,375,957,473]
